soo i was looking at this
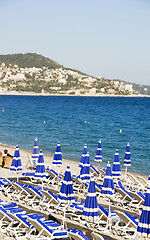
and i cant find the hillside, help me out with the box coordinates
[0,53,62,69]
[0,53,149,96]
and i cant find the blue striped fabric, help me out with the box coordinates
[80,152,90,182]
[94,140,102,163]
[137,180,150,238]
[34,149,46,179]
[101,162,115,197]
[112,149,121,179]
[31,137,39,163]
[52,141,62,166]
[79,144,87,168]
[82,176,99,222]
[58,166,75,204]
[10,145,22,172]
[123,142,131,167]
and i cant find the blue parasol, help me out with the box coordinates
[10,145,22,182]
[94,140,102,167]
[79,144,87,168]
[58,166,75,227]
[101,161,115,230]
[34,149,46,180]
[123,142,131,179]
[112,149,121,180]
[82,176,99,223]
[137,178,150,238]
[80,152,90,183]
[31,137,39,165]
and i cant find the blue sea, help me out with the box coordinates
[0,95,150,176]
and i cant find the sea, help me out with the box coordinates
[0,95,150,176]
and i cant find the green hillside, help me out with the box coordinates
[0,53,62,69]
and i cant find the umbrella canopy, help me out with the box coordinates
[101,161,115,230]
[79,144,87,168]
[80,152,90,182]
[112,149,121,179]
[137,179,150,238]
[52,141,62,166]
[123,142,131,167]
[34,149,46,179]
[82,176,99,222]
[94,140,102,163]
[58,166,75,205]
[10,145,22,172]
[101,161,115,197]
[31,137,39,163]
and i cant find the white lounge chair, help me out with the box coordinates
[113,210,138,239]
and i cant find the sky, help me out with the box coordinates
[0,0,150,85]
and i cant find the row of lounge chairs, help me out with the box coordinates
[1,177,143,239]
[0,198,95,240]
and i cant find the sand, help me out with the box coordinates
[0,143,81,179]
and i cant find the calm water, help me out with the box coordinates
[0,95,150,176]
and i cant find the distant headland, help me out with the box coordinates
[0,53,149,96]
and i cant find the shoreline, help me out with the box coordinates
[0,143,148,181]
[0,91,150,98]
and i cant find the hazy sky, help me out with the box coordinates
[0,0,150,85]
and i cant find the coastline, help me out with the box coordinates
[0,143,148,181]
[0,91,150,97]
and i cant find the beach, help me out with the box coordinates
[0,143,148,183]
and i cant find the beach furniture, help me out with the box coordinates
[58,166,75,228]
[10,145,22,182]
[72,175,89,195]
[0,156,3,167]
[80,152,90,183]
[114,180,140,211]
[91,232,105,240]
[97,167,106,177]
[3,156,13,169]
[46,168,63,187]
[67,229,91,240]
[113,210,138,239]
[34,149,47,189]
[112,149,121,180]
[126,173,146,191]
[123,142,131,180]
[40,189,59,210]
[27,217,68,239]
[90,165,99,177]
[101,162,115,231]
[94,140,102,167]
[137,181,150,238]
[129,190,145,206]
[79,144,87,168]
[82,176,99,223]
[26,154,37,170]
[136,175,148,188]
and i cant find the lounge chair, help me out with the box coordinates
[136,175,148,189]
[40,189,59,210]
[125,173,146,191]
[24,185,44,207]
[3,156,13,169]
[113,210,138,239]
[114,180,139,211]
[90,165,99,177]
[129,190,145,206]
[27,217,68,239]
[68,229,91,240]
[26,154,37,170]
[91,232,105,240]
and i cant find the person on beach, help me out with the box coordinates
[3,149,13,158]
